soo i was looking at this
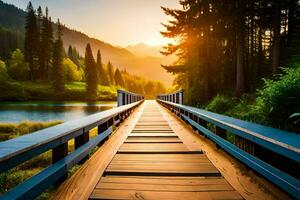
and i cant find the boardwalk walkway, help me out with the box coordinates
[89,101,242,199]
[53,101,289,200]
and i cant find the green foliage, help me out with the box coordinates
[107,61,115,85]
[52,20,65,91]
[0,26,23,60]
[205,94,268,125]
[7,49,29,80]
[0,121,62,141]
[114,69,125,87]
[24,2,39,80]
[63,58,83,81]
[85,43,98,97]
[0,59,7,75]
[257,65,300,128]
[0,121,60,195]
[205,95,236,114]
[68,45,81,68]
[96,50,110,86]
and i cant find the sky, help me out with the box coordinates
[3,0,180,47]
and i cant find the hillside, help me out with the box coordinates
[126,43,163,57]
[0,0,174,86]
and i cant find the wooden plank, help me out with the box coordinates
[52,103,145,200]
[159,100,291,199]
[90,190,243,200]
[95,182,233,192]
[118,143,189,152]
[99,176,229,185]
[112,154,209,161]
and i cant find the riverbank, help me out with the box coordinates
[0,121,62,141]
[0,80,117,101]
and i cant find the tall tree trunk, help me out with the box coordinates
[272,0,281,74]
[236,0,245,96]
[287,0,296,45]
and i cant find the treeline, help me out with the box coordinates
[84,44,166,98]
[0,27,23,60]
[161,0,300,104]
[0,2,166,100]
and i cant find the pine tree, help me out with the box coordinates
[107,61,115,85]
[85,43,98,97]
[52,19,64,90]
[96,50,110,86]
[39,7,53,80]
[24,2,39,80]
[114,69,125,87]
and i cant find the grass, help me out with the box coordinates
[0,121,101,199]
[0,121,63,141]
[0,80,117,101]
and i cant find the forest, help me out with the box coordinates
[0,2,166,101]
[161,0,300,129]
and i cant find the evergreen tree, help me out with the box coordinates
[107,61,115,85]
[24,2,38,80]
[52,19,64,90]
[68,45,81,68]
[114,68,125,87]
[96,50,110,86]
[161,0,300,104]
[85,43,98,97]
[39,7,53,80]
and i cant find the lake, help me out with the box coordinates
[0,101,117,123]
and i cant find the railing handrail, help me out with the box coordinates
[158,99,300,161]
[117,89,144,107]
[0,99,144,199]
[0,101,141,172]
[157,99,300,199]
[157,90,184,104]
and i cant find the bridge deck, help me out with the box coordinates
[89,102,242,200]
[53,101,289,200]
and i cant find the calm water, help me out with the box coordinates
[0,101,117,122]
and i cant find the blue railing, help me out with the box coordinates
[0,94,143,199]
[157,94,300,199]
[117,89,144,106]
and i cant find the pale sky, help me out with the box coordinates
[4,0,180,47]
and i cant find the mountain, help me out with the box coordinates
[126,43,163,57]
[0,1,174,86]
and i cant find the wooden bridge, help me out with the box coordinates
[0,90,299,200]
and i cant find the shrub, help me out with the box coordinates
[8,49,29,81]
[257,65,300,128]
[205,94,236,113]
[63,58,83,82]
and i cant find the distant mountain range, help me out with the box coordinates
[0,1,174,86]
[126,43,164,57]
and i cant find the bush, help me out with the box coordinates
[0,59,7,76]
[257,65,300,128]
[63,58,83,82]
[205,94,236,113]
[8,49,29,80]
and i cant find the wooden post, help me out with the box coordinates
[52,143,68,163]
[97,121,108,147]
[216,127,227,140]
[75,131,90,149]
[199,119,207,128]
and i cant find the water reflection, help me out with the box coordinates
[0,101,117,122]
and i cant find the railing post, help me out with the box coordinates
[117,90,123,107]
[75,130,90,149]
[52,143,68,163]
[118,90,143,106]
[216,127,227,140]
